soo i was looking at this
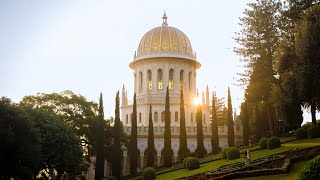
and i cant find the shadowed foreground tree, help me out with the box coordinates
[20,90,98,172]
[211,92,220,154]
[0,97,40,179]
[178,89,190,160]
[24,108,83,180]
[112,91,121,179]
[163,87,173,167]
[146,105,155,167]
[130,93,138,175]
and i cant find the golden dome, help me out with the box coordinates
[132,13,199,66]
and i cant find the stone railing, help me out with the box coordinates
[134,50,197,61]
[123,125,229,136]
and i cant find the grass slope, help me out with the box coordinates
[156,138,320,180]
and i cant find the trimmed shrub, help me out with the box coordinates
[221,148,228,159]
[298,155,320,180]
[302,123,312,130]
[259,138,268,149]
[307,125,320,139]
[226,147,240,160]
[186,157,200,170]
[183,157,192,169]
[295,128,308,140]
[142,167,156,180]
[267,136,281,149]
[103,177,116,180]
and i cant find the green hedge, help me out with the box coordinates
[186,157,200,170]
[142,167,156,180]
[183,157,192,169]
[221,148,228,159]
[295,128,308,140]
[259,138,268,149]
[103,176,116,180]
[226,147,240,160]
[267,136,281,149]
[298,155,320,180]
[307,125,320,139]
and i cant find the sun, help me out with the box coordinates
[193,97,200,105]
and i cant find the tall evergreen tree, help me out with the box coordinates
[255,103,263,141]
[240,102,250,146]
[95,93,105,180]
[112,91,121,179]
[211,92,219,154]
[235,0,282,136]
[195,101,206,158]
[178,89,190,160]
[163,87,173,166]
[146,105,155,167]
[227,87,235,147]
[130,93,138,175]
[295,4,320,125]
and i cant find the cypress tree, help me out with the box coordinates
[163,87,173,167]
[241,102,250,146]
[112,91,121,179]
[195,101,206,158]
[95,93,105,180]
[255,103,263,141]
[146,104,155,167]
[130,93,137,175]
[178,88,190,161]
[211,92,219,154]
[227,87,235,147]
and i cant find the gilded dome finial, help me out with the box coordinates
[162,10,168,26]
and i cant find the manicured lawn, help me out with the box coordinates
[156,138,320,180]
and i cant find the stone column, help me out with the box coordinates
[140,156,144,169]
[104,160,108,177]
[174,156,178,163]
[157,156,161,167]
[123,156,127,176]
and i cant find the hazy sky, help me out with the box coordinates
[0,0,315,122]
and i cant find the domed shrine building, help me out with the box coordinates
[86,13,243,179]
[120,13,243,174]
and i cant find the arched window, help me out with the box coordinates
[189,72,192,91]
[139,71,143,92]
[139,112,142,123]
[169,69,174,89]
[175,111,179,122]
[154,112,158,122]
[126,114,128,124]
[158,69,163,90]
[161,111,165,122]
[147,70,152,91]
[191,112,194,123]
[180,70,184,90]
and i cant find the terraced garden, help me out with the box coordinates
[155,137,320,180]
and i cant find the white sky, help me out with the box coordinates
[0,0,315,123]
